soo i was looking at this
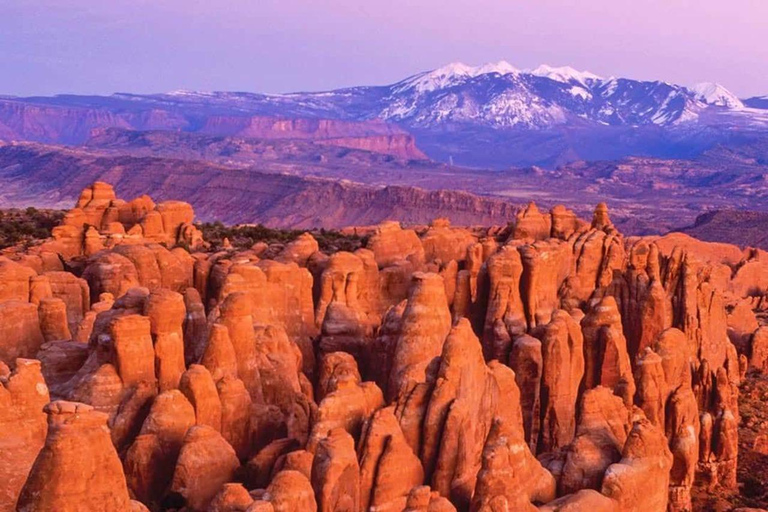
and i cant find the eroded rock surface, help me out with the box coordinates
[0,186,760,511]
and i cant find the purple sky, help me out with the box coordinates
[2,0,767,98]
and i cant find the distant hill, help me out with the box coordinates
[677,210,768,250]
[0,142,519,228]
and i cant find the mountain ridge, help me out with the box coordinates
[2,61,768,168]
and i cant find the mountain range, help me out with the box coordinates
[1,61,767,243]
[2,61,768,168]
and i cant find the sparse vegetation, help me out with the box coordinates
[197,221,367,254]
[0,208,65,250]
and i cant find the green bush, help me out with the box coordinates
[197,222,366,254]
[0,208,65,249]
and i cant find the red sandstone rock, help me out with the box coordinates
[70,362,124,417]
[0,359,49,512]
[470,418,556,512]
[144,288,186,391]
[727,299,759,352]
[110,380,157,451]
[311,428,360,512]
[209,483,254,512]
[218,375,253,460]
[388,272,451,401]
[82,251,141,302]
[558,387,631,496]
[28,274,52,305]
[169,425,240,511]
[539,309,585,453]
[550,205,586,241]
[538,489,618,512]
[653,328,690,396]
[750,326,768,372]
[0,257,36,302]
[17,401,139,512]
[179,364,222,431]
[246,438,300,489]
[202,323,239,381]
[0,185,759,512]
[369,300,407,397]
[308,353,383,452]
[38,297,72,341]
[601,418,673,512]
[0,300,44,364]
[35,339,89,396]
[666,367,700,512]
[512,202,552,241]
[482,245,526,359]
[581,296,635,403]
[421,218,477,264]
[634,347,667,428]
[509,334,542,451]
[110,314,156,388]
[124,390,196,505]
[250,469,317,511]
[608,241,669,361]
[421,319,524,507]
[182,287,208,365]
[276,232,319,266]
[368,221,425,269]
[403,485,457,512]
[358,406,424,511]
[44,270,90,335]
[562,229,625,307]
[518,239,572,328]
[315,250,380,372]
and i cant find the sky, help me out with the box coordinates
[1,0,766,98]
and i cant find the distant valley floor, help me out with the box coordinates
[1,130,767,247]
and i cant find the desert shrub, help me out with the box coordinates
[197,221,366,254]
[0,208,65,249]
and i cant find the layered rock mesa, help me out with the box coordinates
[0,98,427,160]
[2,185,767,511]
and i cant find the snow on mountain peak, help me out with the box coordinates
[432,60,520,78]
[433,62,475,78]
[474,60,520,76]
[689,82,744,109]
[403,61,610,94]
[401,61,520,93]
[401,62,472,93]
[530,64,603,85]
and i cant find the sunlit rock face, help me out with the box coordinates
[1,185,762,511]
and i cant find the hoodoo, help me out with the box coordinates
[0,183,766,511]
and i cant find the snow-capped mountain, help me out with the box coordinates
[381,62,568,128]
[689,82,744,109]
[529,64,602,86]
[75,60,752,133]
[381,62,711,128]
[395,61,519,93]
[100,60,748,132]
[2,60,765,168]
[156,61,748,131]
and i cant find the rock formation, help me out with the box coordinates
[0,185,761,512]
[17,401,144,512]
[0,359,49,512]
